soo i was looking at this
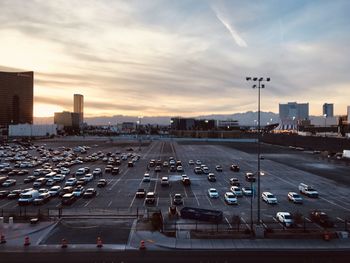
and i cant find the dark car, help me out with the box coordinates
[97,179,107,187]
[0,190,10,198]
[24,176,36,184]
[61,193,76,205]
[230,164,240,172]
[215,165,223,172]
[128,161,134,167]
[173,193,183,205]
[145,192,156,205]
[169,165,176,172]
[83,188,97,198]
[154,166,161,172]
[229,178,240,186]
[310,211,334,228]
[112,167,119,175]
[136,188,146,198]
[245,173,256,182]
[207,173,216,182]
[182,177,191,186]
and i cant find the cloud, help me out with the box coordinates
[212,7,247,47]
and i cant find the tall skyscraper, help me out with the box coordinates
[347,106,350,124]
[279,102,309,126]
[323,103,334,117]
[0,71,33,126]
[73,94,84,125]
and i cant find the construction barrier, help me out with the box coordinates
[96,237,103,248]
[61,238,68,248]
[24,236,30,246]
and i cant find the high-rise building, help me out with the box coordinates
[279,102,309,126]
[347,106,350,124]
[323,103,334,117]
[54,111,80,129]
[0,71,33,126]
[73,94,84,125]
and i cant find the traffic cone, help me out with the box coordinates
[61,238,68,248]
[0,234,6,244]
[96,237,103,248]
[139,240,146,250]
[24,236,30,246]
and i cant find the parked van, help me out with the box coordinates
[298,183,319,198]
[18,190,40,205]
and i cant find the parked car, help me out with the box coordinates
[224,192,238,205]
[112,167,119,175]
[145,192,156,205]
[262,192,278,204]
[92,168,102,177]
[161,176,170,186]
[75,168,86,177]
[208,188,219,198]
[229,177,240,186]
[65,178,77,186]
[245,172,256,182]
[143,173,151,182]
[173,193,183,205]
[136,188,146,198]
[48,186,61,197]
[230,186,243,197]
[82,173,94,182]
[188,160,194,165]
[242,187,252,196]
[33,192,51,205]
[83,188,97,198]
[230,164,240,172]
[287,192,303,204]
[299,183,318,198]
[73,186,85,197]
[207,173,216,182]
[61,193,76,205]
[276,212,293,227]
[2,179,16,187]
[24,176,36,184]
[215,165,223,172]
[194,167,202,174]
[97,179,107,187]
[310,211,334,228]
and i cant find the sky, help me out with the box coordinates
[0,0,349,118]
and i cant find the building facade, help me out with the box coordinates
[54,111,80,129]
[0,71,33,126]
[279,102,309,127]
[323,103,334,117]
[73,94,84,125]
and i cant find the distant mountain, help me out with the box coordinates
[34,112,280,126]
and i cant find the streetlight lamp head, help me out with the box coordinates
[252,84,257,89]
[261,84,265,88]
[253,77,258,81]
[266,77,270,82]
[246,77,251,81]
[259,77,263,81]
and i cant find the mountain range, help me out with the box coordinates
[34,111,280,126]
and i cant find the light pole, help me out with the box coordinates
[246,77,270,224]
[323,114,327,137]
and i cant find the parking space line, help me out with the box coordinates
[240,217,250,230]
[337,217,345,222]
[0,200,15,208]
[108,200,113,207]
[84,199,94,207]
[156,197,159,206]
[193,192,200,206]
[305,217,312,222]
[206,196,213,207]
[225,217,232,228]
[108,169,129,191]
[183,185,188,198]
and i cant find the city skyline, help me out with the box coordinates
[1,0,349,117]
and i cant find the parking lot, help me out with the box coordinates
[1,139,350,233]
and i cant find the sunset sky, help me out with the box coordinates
[0,0,349,117]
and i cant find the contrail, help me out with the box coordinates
[212,6,247,48]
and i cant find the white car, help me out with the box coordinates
[208,188,219,198]
[288,192,303,204]
[230,186,243,197]
[143,173,151,182]
[53,174,65,182]
[262,192,278,204]
[195,160,201,165]
[65,178,77,186]
[224,192,237,205]
[188,160,194,165]
[176,166,183,172]
[92,168,102,176]
[83,173,94,182]
[242,187,252,196]
[276,212,293,227]
[48,186,61,197]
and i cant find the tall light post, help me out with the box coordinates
[246,77,270,224]
[323,114,327,137]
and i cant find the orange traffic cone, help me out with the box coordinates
[139,240,146,250]
[61,238,68,248]
[24,236,30,246]
[96,237,103,248]
[0,234,6,244]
